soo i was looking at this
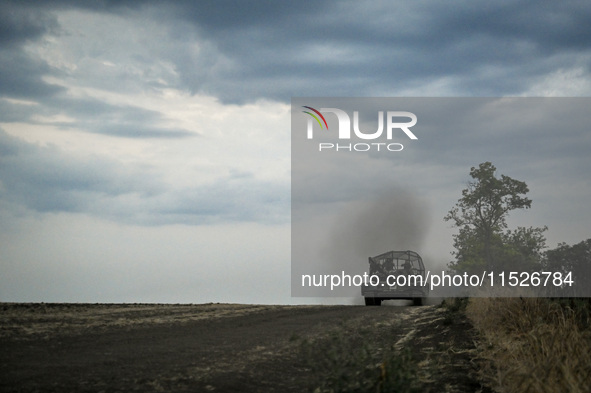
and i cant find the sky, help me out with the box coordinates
[0,1,590,304]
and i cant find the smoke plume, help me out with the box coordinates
[324,187,431,278]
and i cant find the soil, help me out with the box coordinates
[0,302,488,392]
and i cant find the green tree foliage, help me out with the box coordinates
[544,239,591,297]
[499,226,548,272]
[445,162,546,273]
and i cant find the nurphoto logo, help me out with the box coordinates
[301,106,418,152]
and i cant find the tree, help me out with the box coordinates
[544,239,591,297]
[445,162,545,273]
[500,226,548,272]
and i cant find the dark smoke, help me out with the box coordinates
[323,187,431,279]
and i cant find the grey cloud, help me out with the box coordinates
[5,1,591,105]
[0,2,58,46]
[0,3,64,99]
[0,3,196,140]
[1,94,197,140]
[0,129,288,225]
[0,98,40,122]
[89,125,195,139]
[48,97,198,139]
[0,44,64,99]
[160,0,591,102]
[155,178,289,225]
[0,129,145,214]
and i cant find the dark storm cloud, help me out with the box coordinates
[0,51,62,100]
[4,1,591,103]
[0,2,58,46]
[160,0,591,102]
[0,1,195,140]
[0,3,64,99]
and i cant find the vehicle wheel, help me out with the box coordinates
[412,297,423,306]
[365,297,381,306]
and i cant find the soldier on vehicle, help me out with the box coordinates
[402,261,413,275]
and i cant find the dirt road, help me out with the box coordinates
[0,303,485,392]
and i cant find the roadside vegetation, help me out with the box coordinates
[299,322,418,393]
[444,162,591,392]
[466,297,591,393]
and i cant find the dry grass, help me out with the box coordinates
[466,297,591,393]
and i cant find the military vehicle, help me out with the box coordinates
[361,250,429,306]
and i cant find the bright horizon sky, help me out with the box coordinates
[1,1,590,304]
